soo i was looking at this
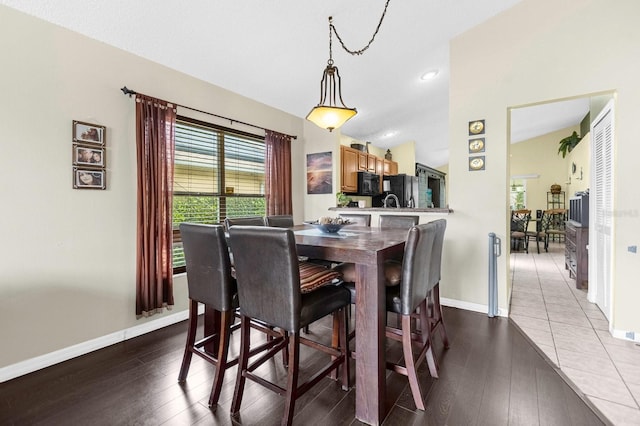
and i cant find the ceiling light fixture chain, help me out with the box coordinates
[330,0,392,56]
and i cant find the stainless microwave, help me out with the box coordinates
[357,172,381,196]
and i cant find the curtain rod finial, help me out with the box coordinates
[121,86,137,97]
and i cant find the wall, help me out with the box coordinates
[565,132,590,195]
[0,5,307,371]
[510,125,578,213]
[449,0,640,333]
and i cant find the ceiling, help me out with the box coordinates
[1,0,589,167]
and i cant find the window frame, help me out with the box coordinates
[172,116,266,273]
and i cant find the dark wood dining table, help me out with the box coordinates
[292,224,408,425]
[206,224,408,425]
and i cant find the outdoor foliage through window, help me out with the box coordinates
[172,117,266,270]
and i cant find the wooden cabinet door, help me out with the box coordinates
[367,154,377,172]
[341,146,358,192]
[375,157,384,192]
[383,159,398,175]
[357,152,368,171]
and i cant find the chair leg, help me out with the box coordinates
[333,307,350,390]
[208,309,233,409]
[282,332,300,426]
[431,285,449,349]
[401,314,426,411]
[178,299,199,382]
[231,315,251,417]
[419,299,439,379]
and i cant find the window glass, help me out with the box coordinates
[172,118,265,270]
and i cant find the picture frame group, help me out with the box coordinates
[72,120,106,190]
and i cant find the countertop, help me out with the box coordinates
[329,207,453,214]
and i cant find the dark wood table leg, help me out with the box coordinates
[354,261,386,425]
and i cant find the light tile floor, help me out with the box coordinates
[509,242,640,426]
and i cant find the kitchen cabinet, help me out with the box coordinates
[383,159,398,175]
[341,145,359,193]
[341,145,398,193]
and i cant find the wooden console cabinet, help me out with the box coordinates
[565,220,588,289]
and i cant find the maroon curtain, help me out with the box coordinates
[264,130,293,216]
[135,95,176,316]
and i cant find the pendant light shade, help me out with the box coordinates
[306,62,357,132]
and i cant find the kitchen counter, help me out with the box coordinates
[329,207,453,214]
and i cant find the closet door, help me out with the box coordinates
[589,99,614,320]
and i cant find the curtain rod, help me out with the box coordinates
[120,86,297,140]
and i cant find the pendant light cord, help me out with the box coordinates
[329,0,392,57]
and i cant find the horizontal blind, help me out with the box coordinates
[172,117,266,270]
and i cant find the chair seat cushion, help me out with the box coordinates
[300,285,350,328]
[298,261,342,293]
[332,260,402,287]
[511,231,525,238]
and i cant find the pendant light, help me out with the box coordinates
[306,1,392,132]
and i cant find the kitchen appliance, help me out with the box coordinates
[356,171,380,196]
[379,174,419,208]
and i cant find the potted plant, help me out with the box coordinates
[557,131,583,158]
[336,192,351,207]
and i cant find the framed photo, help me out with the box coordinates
[468,155,486,171]
[73,167,106,189]
[306,151,333,194]
[468,119,485,136]
[73,120,105,146]
[468,138,485,153]
[73,144,105,167]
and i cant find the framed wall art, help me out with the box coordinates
[468,156,486,171]
[73,144,105,167]
[306,151,333,194]
[73,120,105,146]
[73,167,106,189]
[468,138,485,154]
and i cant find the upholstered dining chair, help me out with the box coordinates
[223,216,266,230]
[384,221,440,410]
[379,214,419,229]
[510,209,531,253]
[425,219,449,363]
[228,226,350,426]
[178,223,276,409]
[265,214,294,228]
[338,213,371,227]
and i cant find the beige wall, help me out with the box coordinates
[510,125,578,213]
[449,0,640,333]
[565,132,590,195]
[0,5,306,369]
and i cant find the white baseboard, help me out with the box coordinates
[441,297,509,318]
[0,308,192,383]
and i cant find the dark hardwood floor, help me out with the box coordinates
[0,308,604,425]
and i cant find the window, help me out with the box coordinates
[510,179,526,210]
[172,117,266,271]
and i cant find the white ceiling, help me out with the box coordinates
[1,0,588,167]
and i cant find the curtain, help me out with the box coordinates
[264,130,292,215]
[135,94,176,317]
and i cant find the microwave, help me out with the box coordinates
[357,171,381,196]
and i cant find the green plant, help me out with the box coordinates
[336,192,351,207]
[557,131,583,158]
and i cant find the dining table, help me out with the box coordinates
[292,224,408,425]
[205,223,409,425]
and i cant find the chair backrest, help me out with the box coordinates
[428,219,447,288]
[541,208,567,232]
[265,215,294,228]
[379,215,419,229]
[224,216,265,230]
[338,214,371,227]
[510,209,531,233]
[179,223,236,312]
[228,226,301,332]
[398,222,438,316]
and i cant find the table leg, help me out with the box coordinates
[354,262,386,425]
[204,306,221,355]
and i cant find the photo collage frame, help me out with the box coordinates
[72,120,106,189]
